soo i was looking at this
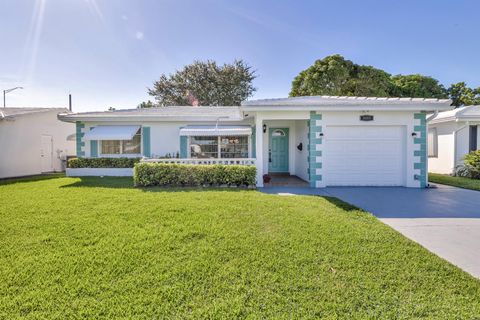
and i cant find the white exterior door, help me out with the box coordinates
[324,126,406,186]
[40,135,53,173]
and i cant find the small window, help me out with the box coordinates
[272,129,286,137]
[470,125,478,152]
[428,128,438,157]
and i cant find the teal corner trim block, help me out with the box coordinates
[413,112,427,188]
[180,135,188,158]
[75,122,85,157]
[309,111,322,187]
[251,126,256,158]
[90,141,98,158]
[142,127,151,157]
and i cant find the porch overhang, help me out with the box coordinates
[83,125,140,140]
[179,125,252,136]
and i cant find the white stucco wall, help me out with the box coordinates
[253,110,423,187]
[294,120,309,181]
[82,120,253,158]
[428,122,480,174]
[428,122,456,174]
[455,124,470,165]
[0,110,75,179]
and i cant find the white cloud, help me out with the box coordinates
[121,14,128,21]
[135,31,144,40]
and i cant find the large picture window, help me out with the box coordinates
[190,136,218,158]
[101,129,141,155]
[190,136,249,158]
[220,136,248,158]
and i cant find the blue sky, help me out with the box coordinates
[1,0,479,112]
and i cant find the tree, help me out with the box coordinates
[290,55,393,97]
[447,82,480,107]
[290,54,450,101]
[391,74,448,99]
[137,100,155,109]
[148,60,256,106]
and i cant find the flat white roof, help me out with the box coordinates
[430,105,480,124]
[58,95,454,123]
[243,95,452,106]
[59,106,243,122]
[1,107,68,120]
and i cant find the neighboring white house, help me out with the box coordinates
[0,108,75,179]
[428,105,480,174]
[58,96,452,188]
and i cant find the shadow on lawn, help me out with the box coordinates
[322,196,366,212]
[61,176,252,193]
[0,173,65,186]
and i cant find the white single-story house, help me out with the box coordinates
[58,96,452,187]
[0,108,75,179]
[428,105,480,174]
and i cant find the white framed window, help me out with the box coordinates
[100,128,142,155]
[428,128,438,157]
[190,135,249,159]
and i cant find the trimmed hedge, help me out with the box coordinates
[68,157,141,168]
[134,163,256,187]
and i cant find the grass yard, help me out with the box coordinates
[1,176,480,319]
[429,173,480,191]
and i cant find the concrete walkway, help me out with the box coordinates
[261,184,480,279]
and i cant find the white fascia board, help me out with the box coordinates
[241,104,453,112]
[58,115,244,123]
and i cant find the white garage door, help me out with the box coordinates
[324,126,405,186]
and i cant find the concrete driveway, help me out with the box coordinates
[261,183,480,279]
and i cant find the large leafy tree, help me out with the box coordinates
[290,54,450,101]
[147,60,256,106]
[290,55,393,97]
[447,82,480,107]
[391,74,448,99]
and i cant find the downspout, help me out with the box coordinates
[426,110,439,122]
[425,110,439,185]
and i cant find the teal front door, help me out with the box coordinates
[268,128,289,172]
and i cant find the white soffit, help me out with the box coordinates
[84,125,140,140]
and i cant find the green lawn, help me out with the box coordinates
[429,173,480,191]
[1,176,480,319]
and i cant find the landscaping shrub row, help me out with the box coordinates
[68,157,141,168]
[134,163,256,187]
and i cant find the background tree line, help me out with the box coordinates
[290,54,480,107]
[140,55,479,108]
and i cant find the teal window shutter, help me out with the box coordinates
[180,136,188,158]
[90,140,98,158]
[75,121,85,157]
[251,126,256,158]
[142,127,151,157]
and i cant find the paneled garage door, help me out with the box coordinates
[324,126,406,186]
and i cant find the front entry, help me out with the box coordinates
[40,134,53,173]
[268,128,289,173]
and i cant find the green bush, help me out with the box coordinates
[460,150,480,179]
[133,163,256,187]
[68,157,141,168]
